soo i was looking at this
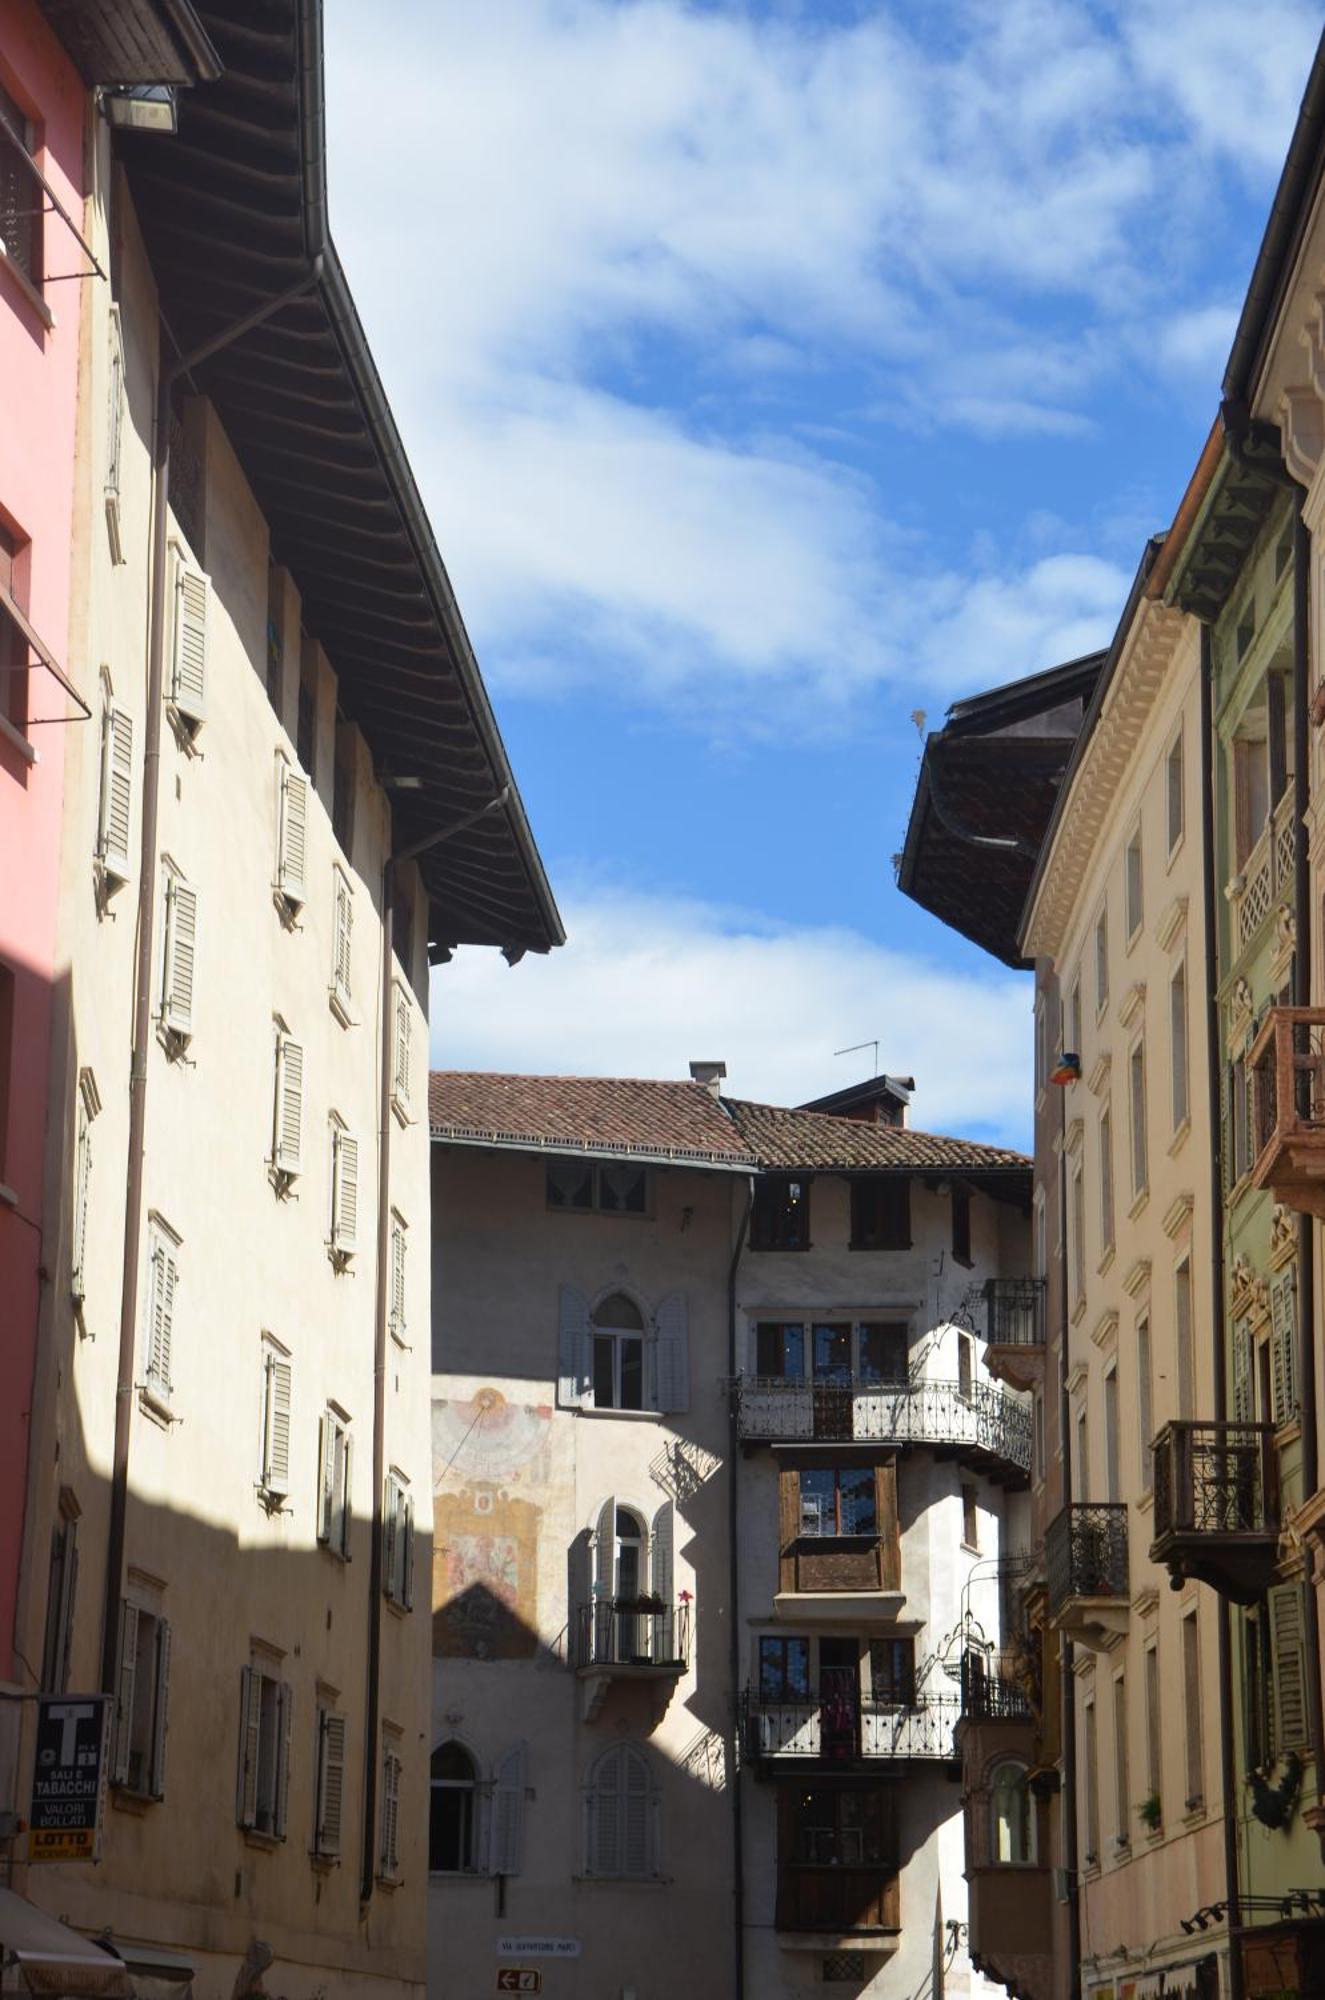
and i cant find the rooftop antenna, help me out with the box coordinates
[834,1039,880,1078]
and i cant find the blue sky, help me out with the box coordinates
[326,0,1320,1147]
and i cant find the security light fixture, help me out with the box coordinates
[104,87,178,134]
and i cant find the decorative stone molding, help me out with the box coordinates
[1090,1310,1119,1355]
[1123,1256,1152,1300]
[1023,597,1189,959]
[1066,1116,1084,1156]
[1118,981,1147,1032]
[1088,1052,1112,1097]
[1270,1204,1298,1266]
[1132,1586,1159,1619]
[1230,1253,1256,1307]
[1156,894,1189,951]
[1066,1361,1089,1397]
[1162,1191,1195,1239]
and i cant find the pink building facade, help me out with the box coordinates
[0,0,88,1682]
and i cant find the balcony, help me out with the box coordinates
[960,1651,1035,1724]
[734,1376,1031,1483]
[1150,1421,1279,1603]
[1250,1007,1325,1217]
[743,1689,960,1769]
[1045,1503,1129,1651]
[574,1601,690,1721]
[1230,792,1295,959]
[979,1279,1046,1392]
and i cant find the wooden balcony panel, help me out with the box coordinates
[1149,1420,1279,1604]
[1250,1006,1325,1218]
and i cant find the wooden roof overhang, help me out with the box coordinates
[38,0,221,86]
[116,0,563,960]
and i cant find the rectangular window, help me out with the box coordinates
[1104,1368,1120,1503]
[547,1158,647,1215]
[297,641,317,779]
[1070,1162,1085,1309]
[270,1023,304,1181]
[1182,1611,1204,1809]
[1234,730,1270,868]
[168,544,208,735]
[329,1118,359,1263]
[331,867,354,1020]
[1067,978,1082,1061]
[391,984,411,1122]
[799,1467,877,1537]
[759,1634,811,1701]
[1137,1316,1153,1491]
[850,1177,910,1250]
[1033,1193,1046,1279]
[96,695,133,893]
[1175,1260,1194,1421]
[869,1636,916,1707]
[1095,911,1109,1014]
[275,756,308,912]
[1170,960,1188,1132]
[1129,1041,1148,1198]
[142,1215,180,1410]
[750,1175,810,1251]
[961,1482,978,1551]
[756,1321,806,1379]
[389,1211,407,1344]
[112,1600,170,1798]
[158,865,198,1048]
[1144,1642,1161,1820]
[0,574,28,738]
[314,1702,347,1858]
[858,1322,908,1385]
[259,1338,292,1501]
[1113,1673,1129,1846]
[1099,1104,1114,1257]
[0,81,41,285]
[1034,1393,1045,1484]
[332,728,354,856]
[951,1186,972,1266]
[1083,1698,1100,1865]
[957,1331,973,1399]
[1167,729,1184,853]
[593,1317,644,1412]
[1125,827,1143,940]
[1034,1000,1047,1095]
[383,1471,414,1608]
[379,1738,403,1881]
[41,1500,78,1693]
[237,1661,291,1838]
[317,1409,352,1559]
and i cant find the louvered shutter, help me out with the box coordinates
[105,310,125,562]
[403,1493,415,1610]
[1269,1583,1309,1752]
[558,1286,592,1408]
[1231,1321,1252,1424]
[317,1414,335,1543]
[317,1710,346,1855]
[150,1618,171,1797]
[264,1354,292,1496]
[492,1741,527,1876]
[394,989,411,1107]
[651,1502,675,1662]
[97,706,133,881]
[383,1479,400,1602]
[146,1232,175,1399]
[592,1496,617,1663]
[162,876,197,1037]
[277,764,308,906]
[622,1750,651,1877]
[390,1219,407,1337]
[653,1292,690,1412]
[333,874,353,1008]
[237,1667,262,1826]
[273,1035,304,1175]
[112,1602,138,1785]
[590,1751,621,1875]
[275,1683,293,1838]
[340,1430,354,1558]
[1220,1067,1232,1198]
[170,554,208,723]
[381,1751,401,1876]
[332,1129,358,1254]
[1269,1269,1298,1427]
[71,1114,91,1305]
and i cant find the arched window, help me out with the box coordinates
[591,1292,645,1410]
[989,1759,1035,1864]
[430,1741,477,1872]
[585,1743,656,1878]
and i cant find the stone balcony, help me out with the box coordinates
[733,1375,1031,1484]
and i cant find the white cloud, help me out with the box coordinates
[1122,1,1320,175]
[432,882,1032,1149]
[1151,302,1240,384]
[916,553,1132,695]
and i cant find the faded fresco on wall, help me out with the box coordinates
[432,1389,550,1660]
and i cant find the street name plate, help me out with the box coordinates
[29,1695,110,1862]
[497,1940,581,1960]
[497,1974,542,1993]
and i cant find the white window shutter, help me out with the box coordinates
[1233,1323,1252,1424]
[264,1354,292,1496]
[146,1233,175,1399]
[97,705,133,882]
[273,1035,304,1175]
[162,876,197,1037]
[389,1218,407,1337]
[654,1292,690,1412]
[170,553,208,723]
[150,1618,172,1797]
[112,1601,138,1786]
[622,1750,650,1877]
[651,1501,674,1613]
[316,1414,335,1544]
[332,1129,358,1255]
[590,1753,620,1875]
[71,1113,91,1306]
[275,1682,293,1838]
[1269,1583,1309,1752]
[237,1666,261,1827]
[593,1495,617,1617]
[333,873,353,1009]
[491,1741,527,1877]
[277,764,308,906]
[557,1286,592,1408]
[318,1711,346,1855]
[383,1479,399,1601]
[105,309,125,562]
[1269,1270,1298,1427]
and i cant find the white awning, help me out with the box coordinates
[0,1891,132,1999]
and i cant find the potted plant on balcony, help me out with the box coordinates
[1138,1791,1162,1833]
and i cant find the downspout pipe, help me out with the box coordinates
[1056,1074,1080,2000]
[359,787,510,1908]
[726,1176,753,2000]
[100,258,325,1699]
[1203,622,1244,2000]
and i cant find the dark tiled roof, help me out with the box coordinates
[429,1072,1029,1178]
[724,1099,1028,1174]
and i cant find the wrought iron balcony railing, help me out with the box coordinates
[1250,1007,1325,1215]
[733,1375,1031,1477]
[982,1278,1046,1348]
[1045,1503,1128,1614]
[743,1688,960,1765]
[1150,1421,1279,1604]
[574,1601,691,1673]
[960,1650,1035,1723]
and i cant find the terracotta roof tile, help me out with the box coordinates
[724,1098,1029,1174]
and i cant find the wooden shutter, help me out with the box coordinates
[1232,1321,1253,1423]
[264,1352,292,1496]
[97,705,133,881]
[778,1465,800,1594]
[273,1034,304,1175]
[875,1458,900,1591]
[557,1286,592,1408]
[1269,1268,1298,1427]
[71,1113,91,1306]
[331,1128,357,1254]
[491,1741,527,1877]
[390,1218,406,1336]
[150,1618,171,1797]
[105,308,125,562]
[393,988,411,1109]
[170,552,208,723]
[277,764,308,906]
[381,1749,401,1876]
[653,1292,690,1412]
[112,1601,138,1785]
[333,872,353,1006]
[316,1414,335,1543]
[1269,1583,1309,1752]
[146,1230,175,1398]
[162,875,197,1037]
[593,1496,617,1607]
[275,1682,292,1838]
[317,1710,346,1855]
[237,1666,262,1826]
[651,1500,674,1610]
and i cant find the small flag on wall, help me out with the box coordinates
[1049,1052,1082,1086]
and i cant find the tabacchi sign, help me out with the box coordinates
[29,1695,110,1862]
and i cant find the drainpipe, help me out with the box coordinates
[726,1174,753,2000]
[1292,508,1325,1794]
[1056,1069,1081,2000]
[359,788,510,1908]
[1202,622,1244,2000]
[100,260,325,1698]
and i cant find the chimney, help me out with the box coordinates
[689,1060,727,1098]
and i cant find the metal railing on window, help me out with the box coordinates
[960,1650,1035,1722]
[982,1278,1046,1348]
[1045,1503,1128,1611]
[742,1688,960,1763]
[574,1600,690,1671]
[1151,1421,1278,1539]
[733,1375,1032,1474]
